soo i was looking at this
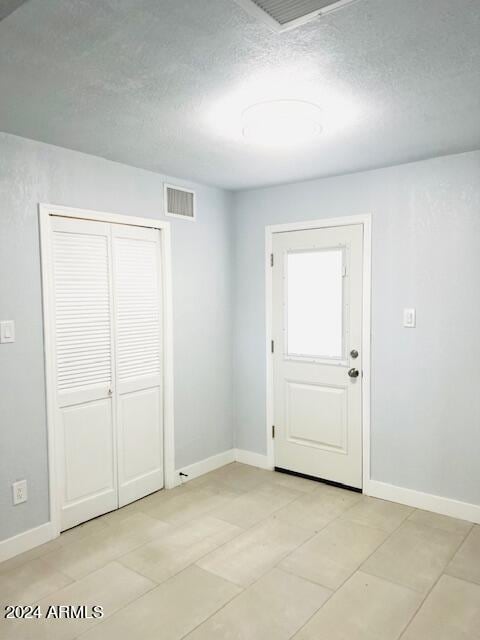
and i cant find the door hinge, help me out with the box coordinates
[272,425,275,439]
[271,340,274,353]
[270,253,274,267]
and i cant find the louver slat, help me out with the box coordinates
[114,237,161,382]
[238,0,357,30]
[165,185,195,220]
[254,0,335,24]
[53,232,112,391]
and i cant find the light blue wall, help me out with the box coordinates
[233,150,480,506]
[0,133,234,540]
[2,133,479,543]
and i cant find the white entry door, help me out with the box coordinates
[272,224,363,488]
[51,216,164,531]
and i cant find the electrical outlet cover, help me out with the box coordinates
[12,479,27,505]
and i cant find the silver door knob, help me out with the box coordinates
[348,368,360,378]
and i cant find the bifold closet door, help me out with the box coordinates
[111,224,164,507]
[51,216,164,531]
[52,217,118,531]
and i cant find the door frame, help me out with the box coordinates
[39,203,176,538]
[265,214,372,491]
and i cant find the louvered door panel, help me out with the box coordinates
[112,224,164,507]
[51,216,118,531]
[54,230,112,397]
[115,235,161,382]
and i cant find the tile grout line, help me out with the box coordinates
[72,479,283,636]
[84,487,477,639]
[173,486,357,640]
[437,571,480,589]
[175,583,244,640]
[1,560,160,640]
[3,468,477,640]
[170,481,334,638]
[396,522,476,640]
[55,478,286,598]
[285,506,477,640]
[73,518,252,633]
[143,474,290,526]
[261,495,383,637]
[82,496,469,640]
[0,470,321,577]
[74,578,161,640]
[73,481,262,635]
[268,490,376,582]
[205,488,302,526]
[284,505,419,640]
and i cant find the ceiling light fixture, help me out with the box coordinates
[241,100,323,146]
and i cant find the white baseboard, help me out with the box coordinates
[175,449,236,486]
[0,521,55,564]
[6,460,477,566]
[174,448,273,487]
[366,480,480,525]
[234,448,272,470]
[233,452,480,525]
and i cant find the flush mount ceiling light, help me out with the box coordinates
[242,100,323,146]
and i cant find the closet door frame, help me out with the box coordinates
[39,203,175,539]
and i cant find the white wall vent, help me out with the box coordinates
[235,0,359,32]
[164,184,196,221]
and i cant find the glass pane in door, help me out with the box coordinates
[286,249,344,359]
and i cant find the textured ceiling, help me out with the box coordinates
[0,0,479,190]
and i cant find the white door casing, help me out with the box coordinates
[272,224,364,488]
[46,213,167,531]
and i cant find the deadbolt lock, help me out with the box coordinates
[350,349,359,359]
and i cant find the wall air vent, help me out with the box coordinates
[164,184,196,221]
[235,0,359,32]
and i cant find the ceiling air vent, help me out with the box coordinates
[164,184,196,221]
[235,0,359,32]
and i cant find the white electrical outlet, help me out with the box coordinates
[12,479,28,505]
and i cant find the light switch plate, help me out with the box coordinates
[403,308,416,328]
[0,320,15,343]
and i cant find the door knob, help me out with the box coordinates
[348,368,360,378]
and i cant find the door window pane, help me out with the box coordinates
[286,249,343,359]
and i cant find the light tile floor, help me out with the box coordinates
[1,463,479,640]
